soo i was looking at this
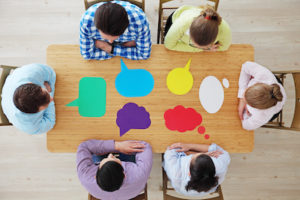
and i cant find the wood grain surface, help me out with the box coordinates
[47,44,254,153]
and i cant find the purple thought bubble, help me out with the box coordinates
[116,103,151,136]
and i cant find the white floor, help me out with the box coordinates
[0,0,300,199]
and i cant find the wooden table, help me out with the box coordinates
[47,44,254,153]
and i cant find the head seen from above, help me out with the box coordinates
[189,6,222,49]
[13,83,52,113]
[245,83,283,109]
[94,2,129,43]
[96,153,124,192]
[186,153,218,192]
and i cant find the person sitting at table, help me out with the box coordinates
[76,139,152,200]
[163,142,230,197]
[1,63,56,134]
[164,5,231,52]
[238,61,287,130]
[79,1,152,60]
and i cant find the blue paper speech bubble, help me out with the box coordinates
[115,59,154,97]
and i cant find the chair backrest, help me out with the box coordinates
[157,0,220,44]
[292,72,300,129]
[84,0,145,11]
[161,154,224,200]
[88,184,147,200]
[266,70,300,131]
[162,168,224,200]
[0,65,17,126]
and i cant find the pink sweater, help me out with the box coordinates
[238,61,287,130]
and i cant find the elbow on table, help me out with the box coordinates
[80,50,93,60]
[242,122,257,131]
[141,53,151,60]
[164,42,175,51]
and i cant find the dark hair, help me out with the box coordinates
[96,161,124,192]
[190,6,222,46]
[186,154,218,192]
[13,83,50,113]
[94,2,129,36]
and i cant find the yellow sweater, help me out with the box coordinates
[164,5,232,52]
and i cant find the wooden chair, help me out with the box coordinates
[84,0,145,11]
[157,0,220,44]
[0,65,17,126]
[262,70,300,132]
[162,154,224,200]
[88,184,148,200]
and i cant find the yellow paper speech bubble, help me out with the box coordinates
[166,58,193,95]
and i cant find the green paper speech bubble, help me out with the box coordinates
[66,77,106,117]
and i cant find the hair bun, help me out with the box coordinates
[271,83,283,101]
[202,7,222,25]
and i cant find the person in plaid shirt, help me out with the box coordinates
[80,1,152,60]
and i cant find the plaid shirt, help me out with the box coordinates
[79,1,152,60]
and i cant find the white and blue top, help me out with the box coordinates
[1,63,56,134]
[163,143,231,197]
[79,0,152,60]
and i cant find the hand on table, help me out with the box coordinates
[203,43,220,52]
[95,40,112,54]
[206,150,223,158]
[44,81,52,93]
[122,41,136,47]
[238,98,250,120]
[169,143,191,152]
[115,141,145,154]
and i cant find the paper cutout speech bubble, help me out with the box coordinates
[116,102,151,136]
[164,105,203,132]
[199,76,224,114]
[166,58,193,95]
[115,59,154,97]
[66,77,106,117]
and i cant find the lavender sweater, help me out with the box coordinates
[76,140,152,200]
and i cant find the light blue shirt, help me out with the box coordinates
[1,64,56,134]
[163,144,231,197]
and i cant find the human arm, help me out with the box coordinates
[128,141,153,181]
[79,16,113,60]
[76,140,116,180]
[208,143,230,184]
[163,148,184,184]
[22,101,56,134]
[169,143,210,153]
[115,140,145,154]
[208,143,230,167]
[113,19,152,60]
[215,20,232,51]
[238,98,250,120]
[23,64,56,97]
[241,112,269,130]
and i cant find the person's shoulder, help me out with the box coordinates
[219,18,231,33]
[81,3,101,22]
[117,0,144,12]
[177,5,200,13]
[120,1,146,22]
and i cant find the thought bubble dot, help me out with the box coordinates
[204,134,210,140]
[198,126,205,134]
[222,78,229,88]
